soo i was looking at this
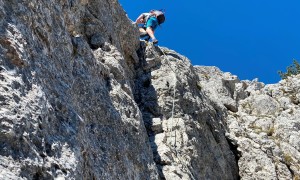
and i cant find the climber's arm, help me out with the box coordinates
[135,14,145,24]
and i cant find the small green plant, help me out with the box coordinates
[278,59,300,79]
[266,127,275,136]
[283,153,293,165]
[249,124,263,133]
[196,82,202,91]
[201,73,210,80]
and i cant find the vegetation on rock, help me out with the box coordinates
[278,59,300,79]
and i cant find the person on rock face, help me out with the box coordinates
[135,10,165,44]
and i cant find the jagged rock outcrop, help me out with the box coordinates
[134,44,238,179]
[196,66,300,179]
[1,0,299,180]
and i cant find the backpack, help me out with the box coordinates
[150,10,165,25]
[144,10,165,25]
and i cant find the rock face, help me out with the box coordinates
[135,45,238,179]
[0,1,299,180]
[0,1,157,179]
[196,66,300,179]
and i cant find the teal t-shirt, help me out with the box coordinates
[146,17,159,30]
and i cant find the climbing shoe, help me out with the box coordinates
[140,35,150,42]
[152,39,158,44]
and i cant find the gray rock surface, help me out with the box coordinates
[0,1,157,179]
[196,66,300,179]
[0,0,299,180]
[135,45,239,179]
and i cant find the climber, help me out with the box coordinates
[135,10,165,44]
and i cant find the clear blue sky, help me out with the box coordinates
[118,1,300,84]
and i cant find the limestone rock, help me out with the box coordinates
[1,0,299,179]
[0,1,158,179]
[135,47,239,179]
[197,67,300,179]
